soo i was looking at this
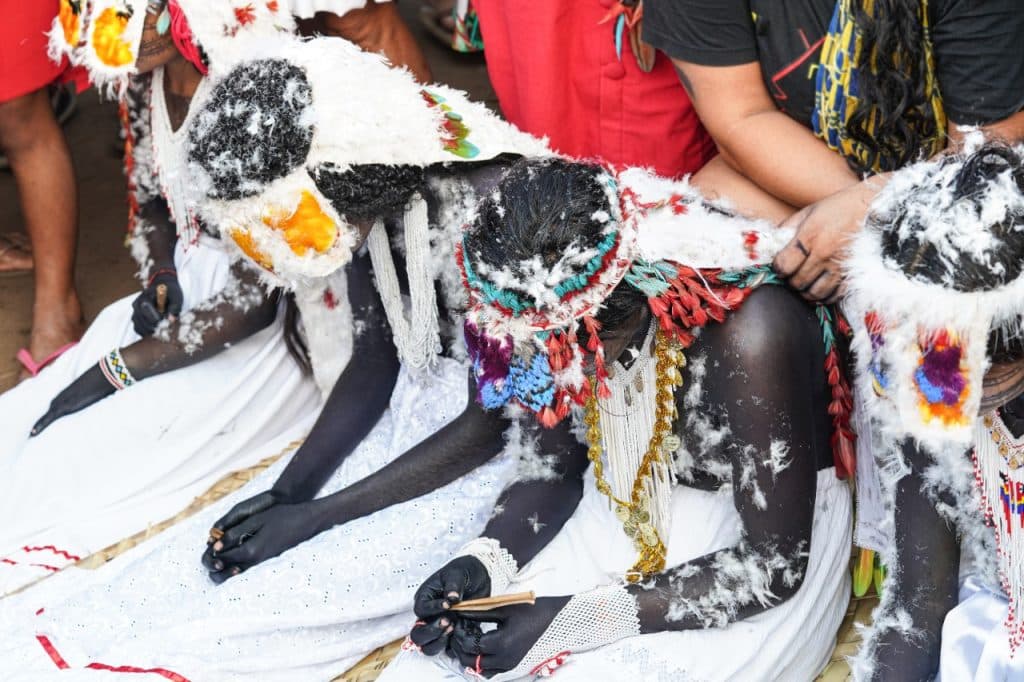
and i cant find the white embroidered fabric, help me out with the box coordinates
[0,358,517,681]
[973,413,1024,651]
[0,236,321,598]
[378,470,852,682]
[488,585,641,682]
[457,537,520,596]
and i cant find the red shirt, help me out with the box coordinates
[0,1,88,103]
[473,0,716,179]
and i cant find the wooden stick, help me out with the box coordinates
[208,528,224,541]
[448,591,536,612]
[155,283,169,315]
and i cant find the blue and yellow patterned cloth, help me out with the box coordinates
[812,0,947,173]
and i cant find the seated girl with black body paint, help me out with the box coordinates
[0,0,328,596]
[843,144,1024,682]
[0,34,555,681]
[0,0,445,596]
[380,157,856,681]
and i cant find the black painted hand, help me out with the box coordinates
[448,596,570,677]
[411,555,491,656]
[30,365,116,437]
[132,270,183,337]
[207,490,285,544]
[202,499,325,584]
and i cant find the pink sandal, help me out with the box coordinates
[16,343,78,378]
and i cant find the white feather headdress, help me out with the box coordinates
[845,143,1024,452]
[48,0,296,94]
[186,35,551,290]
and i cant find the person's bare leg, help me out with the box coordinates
[0,88,83,376]
[319,1,433,83]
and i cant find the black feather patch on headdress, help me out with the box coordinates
[189,59,313,200]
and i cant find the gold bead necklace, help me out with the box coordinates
[584,328,684,582]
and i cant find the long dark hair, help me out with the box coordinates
[846,0,941,174]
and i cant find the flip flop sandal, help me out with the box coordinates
[1,231,32,253]
[0,236,33,276]
[16,343,78,378]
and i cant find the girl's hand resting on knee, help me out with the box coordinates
[201,497,328,583]
[30,366,116,437]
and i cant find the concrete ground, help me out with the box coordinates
[0,3,494,393]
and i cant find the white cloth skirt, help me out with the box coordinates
[291,0,387,19]
[0,357,517,681]
[938,574,1024,680]
[381,468,852,682]
[0,238,321,595]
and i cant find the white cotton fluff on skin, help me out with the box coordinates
[503,420,560,484]
[763,441,792,480]
[664,541,808,628]
[128,220,155,283]
[426,174,478,315]
[681,410,732,482]
[849,545,921,681]
[153,267,266,353]
[735,444,767,511]
[683,353,707,409]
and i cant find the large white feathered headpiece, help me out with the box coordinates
[845,143,1024,451]
[47,0,295,92]
[185,35,551,290]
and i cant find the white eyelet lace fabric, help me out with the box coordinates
[456,537,520,595]
[488,584,641,682]
[0,357,517,681]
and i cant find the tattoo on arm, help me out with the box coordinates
[138,36,173,58]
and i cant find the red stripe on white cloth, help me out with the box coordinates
[22,545,82,562]
[36,634,192,681]
[1,557,61,572]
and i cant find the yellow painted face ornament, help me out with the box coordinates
[58,0,84,47]
[223,187,354,287]
[229,191,341,272]
[261,191,338,258]
[91,5,135,67]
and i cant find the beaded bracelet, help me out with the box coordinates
[99,349,137,391]
[456,537,520,596]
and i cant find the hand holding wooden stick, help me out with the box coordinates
[155,283,169,315]
[448,591,536,612]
